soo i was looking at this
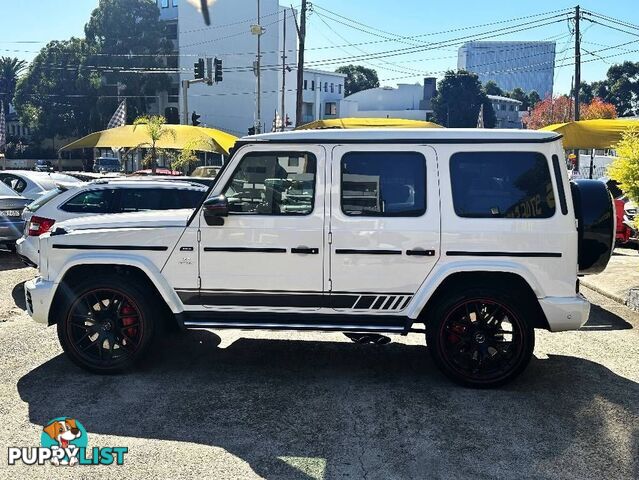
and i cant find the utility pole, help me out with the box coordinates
[295,0,307,127]
[573,5,581,171]
[281,8,287,131]
[574,5,581,122]
[182,80,190,125]
[256,0,263,133]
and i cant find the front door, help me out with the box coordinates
[198,145,327,310]
[328,145,440,312]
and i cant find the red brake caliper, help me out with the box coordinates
[121,304,138,340]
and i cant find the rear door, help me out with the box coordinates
[328,145,440,312]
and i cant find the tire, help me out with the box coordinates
[56,275,157,374]
[425,287,535,388]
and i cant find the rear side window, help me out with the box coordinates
[341,151,426,216]
[118,188,205,212]
[450,152,556,219]
[61,189,115,214]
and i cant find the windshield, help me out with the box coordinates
[26,187,67,211]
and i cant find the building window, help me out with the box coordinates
[450,152,555,218]
[223,152,317,215]
[161,0,169,8]
[330,83,334,93]
[338,84,342,94]
[324,82,328,92]
[172,0,178,6]
[303,80,307,90]
[341,151,426,217]
[165,22,178,39]
[311,80,315,91]
[325,102,337,116]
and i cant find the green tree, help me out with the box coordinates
[527,90,541,108]
[85,0,172,120]
[483,80,503,97]
[432,70,496,128]
[335,64,379,96]
[14,39,103,140]
[0,57,27,115]
[608,126,639,214]
[508,87,530,111]
[133,115,176,174]
[578,81,594,105]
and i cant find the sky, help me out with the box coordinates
[1,0,638,95]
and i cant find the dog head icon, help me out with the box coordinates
[43,418,82,449]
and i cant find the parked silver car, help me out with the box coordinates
[0,182,30,249]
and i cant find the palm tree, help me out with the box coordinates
[0,57,27,115]
[133,115,176,174]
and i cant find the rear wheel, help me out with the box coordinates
[57,276,156,373]
[426,288,535,388]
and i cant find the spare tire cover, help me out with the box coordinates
[570,179,615,275]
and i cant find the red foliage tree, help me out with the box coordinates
[581,97,617,120]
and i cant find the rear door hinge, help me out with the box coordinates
[197,276,202,289]
[328,231,333,244]
[197,229,201,242]
[328,278,333,292]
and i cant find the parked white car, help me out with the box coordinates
[24,129,614,387]
[16,179,208,266]
[0,170,82,201]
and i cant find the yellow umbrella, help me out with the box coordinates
[540,119,639,150]
[295,117,443,130]
[60,124,237,154]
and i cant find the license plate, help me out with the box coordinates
[1,210,21,217]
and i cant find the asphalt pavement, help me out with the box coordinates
[0,250,637,479]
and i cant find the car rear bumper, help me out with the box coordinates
[16,236,38,266]
[539,294,591,332]
[0,220,25,243]
[24,277,55,324]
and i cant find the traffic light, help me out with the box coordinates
[247,126,256,135]
[194,58,205,79]
[192,111,201,127]
[214,57,223,83]
[206,57,213,86]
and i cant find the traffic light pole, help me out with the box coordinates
[182,78,208,125]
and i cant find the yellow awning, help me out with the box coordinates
[296,117,443,130]
[540,119,639,149]
[60,124,237,154]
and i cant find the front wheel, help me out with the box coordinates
[426,289,535,388]
[57,276,156,373]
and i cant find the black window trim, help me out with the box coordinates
[340,150,428,218]
[551,154,569,215]
[449,150,557,220]
[220,150,319,217]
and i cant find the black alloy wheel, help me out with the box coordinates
[426,289,535,388]
[58,276,156,373]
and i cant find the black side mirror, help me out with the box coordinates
[203,195,228,226]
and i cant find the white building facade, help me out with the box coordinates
[487,95,523,129]
[301,69,347,124]
[338,78,436,120]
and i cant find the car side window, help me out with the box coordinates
[61,189,115,214]
[341,151,426,217]
[450,151,556,218]
[222,152,317,215]
[118,188,206,212]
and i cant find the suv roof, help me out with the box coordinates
[243,128,561,144]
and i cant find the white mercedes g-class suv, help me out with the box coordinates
[25,129,614,387]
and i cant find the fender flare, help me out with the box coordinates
[51,253,184,314]
[405,260,543,319]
